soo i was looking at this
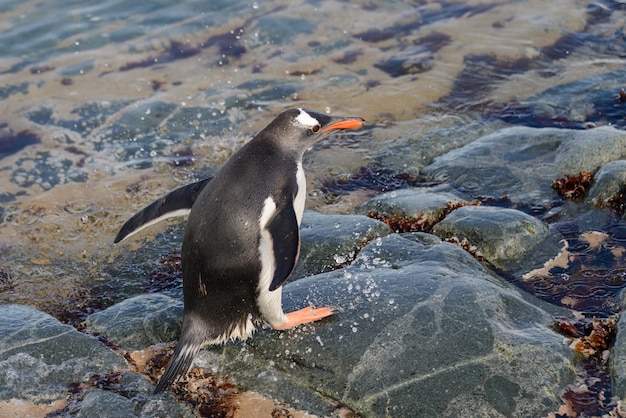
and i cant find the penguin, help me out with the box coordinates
[114,108,365,393]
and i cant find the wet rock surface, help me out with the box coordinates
[86,293,183,352]
[217,234,574,417]
[293,211,393,279]
[431,205,558,273]
[0,304,125,402]
[420,126,626,206]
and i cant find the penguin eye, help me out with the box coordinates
[311,124,320,133]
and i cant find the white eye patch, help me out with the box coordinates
[294,108,320,128]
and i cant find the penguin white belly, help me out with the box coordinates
[293,161,306,226]
[256,196,287,327]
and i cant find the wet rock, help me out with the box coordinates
[421,125,626,205]
[85,293,182,351]
[612,291,626,400]
[70,374,193,418]
[495,67,626,130]
[585,160,626,205]
[356,185,469,223]
[432,205,558,273]
[214,234,574,417]
[76,389,137,418]
[292,211,393,279]
[375,117,508,177]
[0,304,125,402]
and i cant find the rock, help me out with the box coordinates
[76,389,137,418]
[432,205,558,273]
[0,304,126,402]
[214,234,575,417]
[421,125,626,205]
[70,374,193,418]
[86,293,183,351]
[611,290,626,401]
[292,211,393,279]
[356,186,469,226]
[585,160,626,205]
[498,67,626,131]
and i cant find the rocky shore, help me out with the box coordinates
[4,124,626,416]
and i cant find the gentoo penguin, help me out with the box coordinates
[114,108,365,393]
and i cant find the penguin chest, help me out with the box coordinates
[293,161,306,226]
[256,197,285,326]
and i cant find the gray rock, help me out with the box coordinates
[611,290,626,400]
[214,234,574,417]
[71,375,193,418]
[0,304,126,402]
[356,186,469,226]
[422,125,626,205]
[76,389,137,418]
[292,211,393,279]
[586,160,626,205]
[375,117,509,176]
[86,293,183,351]
[432,205,556,272]
[503,67,626,131]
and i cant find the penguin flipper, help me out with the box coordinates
[114,177,212,243]
[267,203,300,292]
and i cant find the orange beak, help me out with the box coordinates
[322,117,365,133]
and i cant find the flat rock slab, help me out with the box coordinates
[0,304,126,402]
[86,293,183,351]
[421,125,626,205]
[213,234,575,417]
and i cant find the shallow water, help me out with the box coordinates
[1,0,626,404]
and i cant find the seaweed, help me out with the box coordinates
[552,171,594,200]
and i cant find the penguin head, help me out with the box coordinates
[262,108,364,153]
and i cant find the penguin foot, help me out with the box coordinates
[273,306,336,330]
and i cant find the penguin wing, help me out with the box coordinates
[114,177,212,243]
[267,202,300,291]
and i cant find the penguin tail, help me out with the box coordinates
[153,326,205,394]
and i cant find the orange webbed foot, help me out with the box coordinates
[272,306,336,330]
